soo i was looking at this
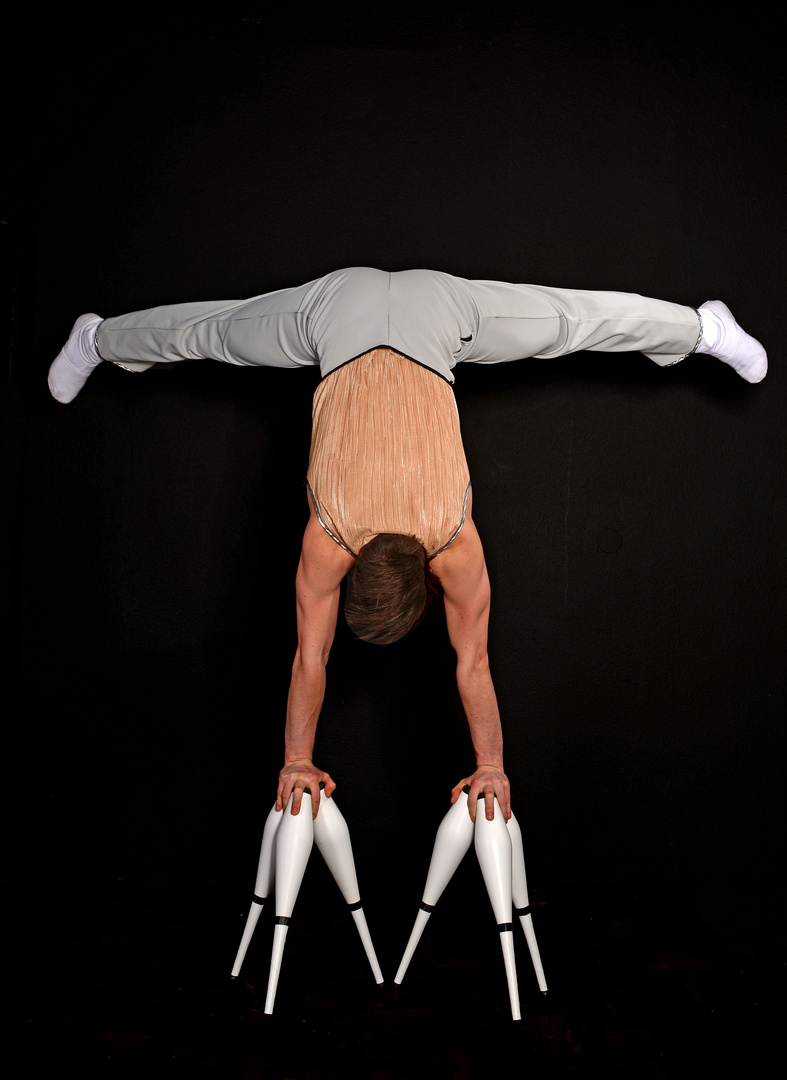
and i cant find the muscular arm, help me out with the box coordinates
[431,505,511,822]
[276,499,354,817]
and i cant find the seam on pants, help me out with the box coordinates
[212,310,302,323]
[98,312,299,332]
[299,311,316,355]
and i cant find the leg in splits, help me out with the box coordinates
[48,268,767,403]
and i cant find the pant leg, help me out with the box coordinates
[459,280,701,368]
[95,279,325,372]
[95,271,702,377]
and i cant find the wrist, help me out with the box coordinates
[474,756,505,770]
[283,752,314,765]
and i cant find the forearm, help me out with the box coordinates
[283,651,327,761]
[277,652,336,815]
[452,657,510,820]
[456,656,504,767]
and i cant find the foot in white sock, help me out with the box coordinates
[697,300,767,384]
[48,313,104,403]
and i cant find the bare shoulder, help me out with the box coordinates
[430,494,489,606]
[431,495,491,653]
[299,495,356,597]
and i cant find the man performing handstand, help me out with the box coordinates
[48,268,767,826]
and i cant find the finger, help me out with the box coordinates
[489,777,509,820]
[291,785,304,816]
[323,774,337,799]
[450,779,468,805]
[467,789,478,822]
[484,787,496,820]
[311,786,321,819]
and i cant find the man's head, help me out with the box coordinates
[344,532,441,646]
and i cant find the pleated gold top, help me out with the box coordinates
[306,349,471,557]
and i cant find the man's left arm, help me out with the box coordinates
[434,519,511,823]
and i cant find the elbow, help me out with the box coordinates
[456,650,491,684]
[292,643,330,676]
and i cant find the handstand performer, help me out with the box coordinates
[48,268,767,825]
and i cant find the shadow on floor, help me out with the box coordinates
[15,868,785,1079]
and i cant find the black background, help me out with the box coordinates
[7,5,785,1077]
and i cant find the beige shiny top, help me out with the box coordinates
[306,349,471,557]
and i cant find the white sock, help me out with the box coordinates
[695,304,724,355]
[48,314,104,403]
[695,301,767,384]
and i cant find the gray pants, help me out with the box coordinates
[96,267,701,383]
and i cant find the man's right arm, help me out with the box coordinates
[276,503,354,817]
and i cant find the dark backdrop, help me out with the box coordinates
[7,3,785,976]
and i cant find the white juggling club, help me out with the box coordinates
[474,798,521,1021]
[230,801,283,979]
[312,794,384,984]
[394,788,475,984]
[507,810,547,993]
[264,789,315,1014]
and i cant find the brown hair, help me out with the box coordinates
[344,533,442,646]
